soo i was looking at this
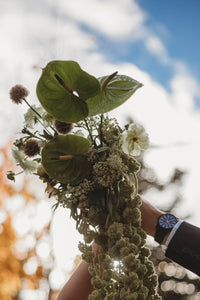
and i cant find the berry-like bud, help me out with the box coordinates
[55,120,73,134]
[9,85,29,104]
[24,139,40,157]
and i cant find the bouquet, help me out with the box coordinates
[8,60,161,299]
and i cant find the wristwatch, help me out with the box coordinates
[155,213,179,244]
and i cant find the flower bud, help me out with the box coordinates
[24,139,40,157]
[55,120,73,134]
[9,85,29,104]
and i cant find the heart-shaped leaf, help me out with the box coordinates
[42,135,91,184]
[86,74,143,116]
[36,60,101,123]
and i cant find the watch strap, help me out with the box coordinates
[155,223,171,244]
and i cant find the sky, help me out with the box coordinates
[1,0,200,292]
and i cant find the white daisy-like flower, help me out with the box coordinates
[121,123,149,156]
[24,105,44,128]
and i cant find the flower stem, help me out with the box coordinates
[16,170,24,175]
[133,172,138,195]
[23,98,42,118]
[129,173,138,196]
[84,119,97,147]
[23,98,56,135]
[99,114,104,146]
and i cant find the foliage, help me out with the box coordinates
[0,145,58,300]
[8,60,161,299]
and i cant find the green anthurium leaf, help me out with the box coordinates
[86,73,143,116]
[36,60,101,123]
[41,135,91,184]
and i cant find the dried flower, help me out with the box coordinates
[121,123,149,156]
[24,139,40,157]
[9,85,29,104]
[55,120,73,134]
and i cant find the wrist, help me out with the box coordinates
[140,200,164,237]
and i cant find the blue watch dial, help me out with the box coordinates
[158,214,177,229]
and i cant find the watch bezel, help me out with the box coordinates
[158,213,178,229]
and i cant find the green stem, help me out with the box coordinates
[84,119,97,147]
[23,98,42,118]
[129,173,138,196]
[99,114,104,146]
[133,172,138,195]
[23,98,56,135]
[16,170,24,175]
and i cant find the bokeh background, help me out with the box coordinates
[1,0,200,299]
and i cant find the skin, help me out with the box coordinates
[57,200,166,300]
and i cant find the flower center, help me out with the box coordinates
[132,136,138,142]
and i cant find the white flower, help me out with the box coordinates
[24,105,44,128]
[121,123,149,156]
[20,160,38,173]
[41,112,55,127]
[12,147,25,163]
[11,146,38,173]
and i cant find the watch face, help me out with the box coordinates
[158,214,178,229]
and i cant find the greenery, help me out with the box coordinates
[8,60,161,299]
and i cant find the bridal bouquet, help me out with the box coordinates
[8,60,160,299]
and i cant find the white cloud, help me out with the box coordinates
[55,0,146,39]
[1,0,200,271]
[144,34,170,64]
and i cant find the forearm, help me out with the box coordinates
[57,260,93,300]
[57,244,100,300]
[140,200,170,244]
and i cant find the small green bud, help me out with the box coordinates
[7,171,16,181]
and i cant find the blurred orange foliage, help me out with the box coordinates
[0,144,45,299]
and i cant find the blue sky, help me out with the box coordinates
[90,0,200,98]
[138,0,200,88]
